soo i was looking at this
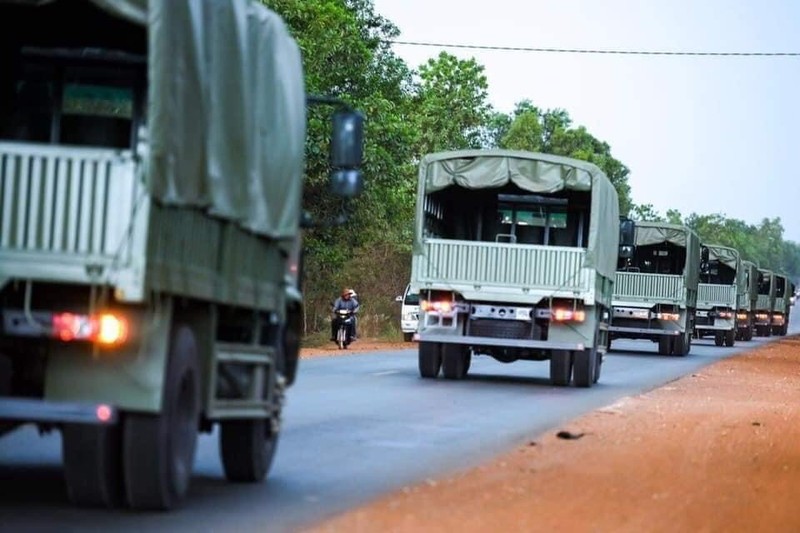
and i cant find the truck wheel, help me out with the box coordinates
[673,332,689,356]
[123,325,200,510]
[220,419,278,482]
[724,329,735,347]
[442,344,468,380]
[573,348,596,388]
[714,332,724,346]
[403,332,413,342]
[657,336,672,355]
[593,351,602,384]
[283,325,300,386]
[549,350,572,386]
[62,424,122,507]
[418,342,442,378]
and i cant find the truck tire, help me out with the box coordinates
[714,332,723,346]
[724,329,735,347]
[549,350,572,386]
[123,325,200,510]
[573,348,596,388]
[62,424,122,507]
[442,344,469,380]
[657,336,672,355]
[593,351,602,384]
[283,325,300,386]
[418,342,442,378]
[673,332,690,356]
[403,332,413,342]
[220,419,278,482]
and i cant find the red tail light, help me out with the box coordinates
[552,309,586,322]
[421,300,454,314]
[52,312,129,346]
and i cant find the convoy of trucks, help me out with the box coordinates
[608,221,700,356]
[0,0,796,516]
[409,149,620,388]
[0,0,363,510]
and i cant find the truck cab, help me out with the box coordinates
[395,283,420,342]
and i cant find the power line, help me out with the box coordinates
[386,40,800,57]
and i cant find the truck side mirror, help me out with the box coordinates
[618,218,635,259]
[329,110,365,198]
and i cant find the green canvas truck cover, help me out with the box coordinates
[706,244,745,293]
[632,221,700,289]
[416,149,621,280]
[82,0,307,239]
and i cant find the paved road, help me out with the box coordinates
[1,313,798,532]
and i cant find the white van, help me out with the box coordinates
[395,283,420,342]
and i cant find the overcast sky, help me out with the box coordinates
[372,0,800,242]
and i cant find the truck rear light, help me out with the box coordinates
[421,300,453,314]
[552,309,585,322]
[96,404,113,423]
[736,313,748,321]
[654,312,680,321]
[717,311,733,319]
[51,312,129,346]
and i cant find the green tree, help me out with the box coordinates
[498,104,632,214]
[413,51,492,154]
[630,203,663,221]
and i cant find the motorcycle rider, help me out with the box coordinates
[331,287,360,341]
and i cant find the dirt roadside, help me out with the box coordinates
[304,336,800,533]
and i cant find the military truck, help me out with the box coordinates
[0,0,364,510]
[754,268,775,336]
[410,150,621,388]
[693,245,744,347]
[735,259,759,341]
[608,221,701,356]
[771,273,791,336]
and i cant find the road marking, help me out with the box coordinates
[371,370,401,376]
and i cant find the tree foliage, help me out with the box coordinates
[491,101,632,214]
[631,206,800,280]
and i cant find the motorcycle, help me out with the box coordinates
[333,308,356,349]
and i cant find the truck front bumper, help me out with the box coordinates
[0,398,118,425]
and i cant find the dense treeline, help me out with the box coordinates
[263,0,798,337]
[631,205,800,280]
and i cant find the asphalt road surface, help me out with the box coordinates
[1,313,798,532]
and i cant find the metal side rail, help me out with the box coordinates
[0,397,118,425]
[608,325,681,335]
[418,333,585,351]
